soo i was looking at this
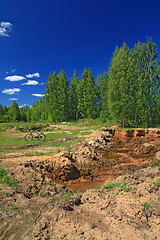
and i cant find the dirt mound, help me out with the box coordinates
[1,127,160,239]
[1,167,159,240]
[5,125,16,131]
[11,152,80,197]
[10,128,160,185]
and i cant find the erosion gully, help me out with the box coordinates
[66,138,157,192]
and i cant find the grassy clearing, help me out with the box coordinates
[0,121,96,154]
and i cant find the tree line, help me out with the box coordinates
[1,37,160,127]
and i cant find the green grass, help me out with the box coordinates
[0,167,18,187]
[102,182,137,192]
[103,182,127,191]
[24,151,52,157]
[24,152,44,157]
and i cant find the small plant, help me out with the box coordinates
[141,202,151,211]
[140,179,145,183]
[34,187,40,196]
[90,223,96,229]
[153,181,160,188]
[74,196,81,205]
[57,148,61,153]
[150,175,154,179]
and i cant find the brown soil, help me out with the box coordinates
[0,127,160,239]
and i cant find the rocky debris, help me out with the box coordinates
[85,129,113,150]
[72,144,99,166]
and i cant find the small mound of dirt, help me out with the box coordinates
[5,125,16,131]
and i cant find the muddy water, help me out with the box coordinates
[67,176,114,192]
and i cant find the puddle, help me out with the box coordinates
[116,149,131,153]
[67,177,114,192]
[103,152,124,159]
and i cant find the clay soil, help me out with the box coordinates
[0,126,160,240]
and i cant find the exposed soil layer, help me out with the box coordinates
[9,127,160,186]
[0,167,159,240]
[0,127,160,239]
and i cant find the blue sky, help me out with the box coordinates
[1,0,160,107]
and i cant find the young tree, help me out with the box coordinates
[131,38,160,127]
[45,71,59,121]
[69,70,80,120]
[0,104,4,122]
[97,72,109,119]
[45,70,69,122]
[77,68,97,119]
[108,43,136,127]
[19,105,29,122]
[7,101,21,121]
[57,69,69,121]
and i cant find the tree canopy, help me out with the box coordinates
[1,38,160,127]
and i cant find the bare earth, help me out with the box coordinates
[0,127,160,240]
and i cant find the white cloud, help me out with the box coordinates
[9,98,18,101]
[19,104,28,108]
[2,88,21,95]
[0,21,12,37]
[1,22,12,28]
[26,73,40,78]
[22,80,38,85]
[5,75,25,81]
[39,82,44,85]
[32,93,44,97]
[11,69,16,73]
